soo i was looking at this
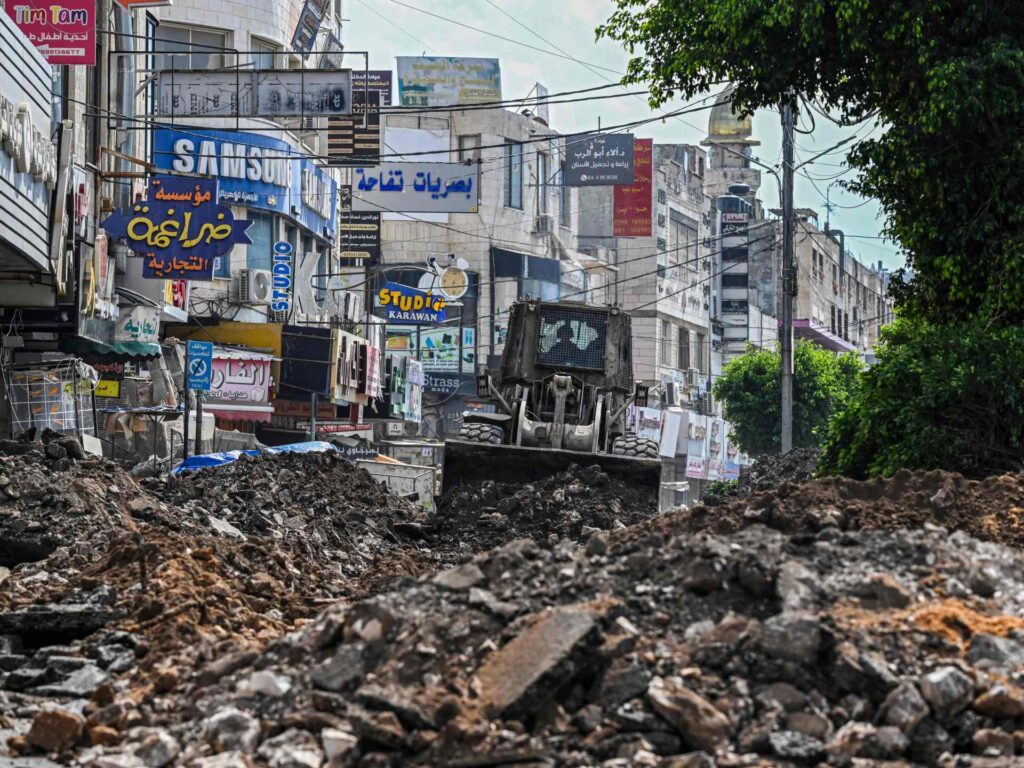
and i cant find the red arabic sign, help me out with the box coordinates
[613,138,653,238]
[6,0,96,65]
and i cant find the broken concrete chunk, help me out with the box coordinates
[208,515,246,539]
[257,727,324,768]
[247,670,292,697]
[475,604,601,719]
[204,707,260,753]
[33,663,109,697]
[967,633,1024,668]
[919,666,974,721]
[646,676,731,753]
[432,562,485,590]
[973,684,1024,719]
[320,727,357,761]
[309,642,366,693]
[852,573,912,608]
[878,680,929,732]
[133,728,180,767]
[758,612,822,663]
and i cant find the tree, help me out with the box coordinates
[598,1,1024,324]
[819,318,1024,479]
[712,341,860,455]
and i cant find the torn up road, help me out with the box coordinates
[1,438,1024,766]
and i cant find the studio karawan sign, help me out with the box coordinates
[101,176,251,280]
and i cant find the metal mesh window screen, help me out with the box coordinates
[536,307,607,370]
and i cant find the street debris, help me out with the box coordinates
[702,448,820,506]
[1,445,1023,766]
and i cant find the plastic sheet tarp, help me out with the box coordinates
[171,440,337,475]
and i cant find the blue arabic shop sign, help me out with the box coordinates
[153,128,338,237]
[377,281,447,324]
[101,176,252,281]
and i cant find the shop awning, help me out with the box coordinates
[203,403,274,423]
[61,337,162,361]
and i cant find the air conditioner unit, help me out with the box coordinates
[664,381,680,407]
[238,269,272,305]
[532,214,554,234]
[386,422,404,436]
[686,367,700,387]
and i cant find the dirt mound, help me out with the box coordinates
[433,462,660,551]
[703,447,820,505]
[68,507,1024,766]
[637,468,1024,550]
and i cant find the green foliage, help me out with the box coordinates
[712,341,861,455]
[597,1,1024,324]
[820,319,1024,479]
[703,479,738,497]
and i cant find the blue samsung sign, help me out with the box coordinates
[152,128,338,237]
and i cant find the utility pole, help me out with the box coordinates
[780,96,795,453]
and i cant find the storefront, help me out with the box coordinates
[151,128,339,315]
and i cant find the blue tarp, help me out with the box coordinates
[171,441,338,475]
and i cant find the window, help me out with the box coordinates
[721,273,748,288]
[459,134,481,162]
[695,333,705,371]
[505,140,523,209]
[678,329,690,369]
[830,304,837,334]
[536,308,607,370]
[559,162,570,227]
[251,37,279,69]
[537,152,548,215]
[669,210,698,262]
[245,213,274,271]
[661,320,672,366]
[657,188,667,204]
[153,24,227,71]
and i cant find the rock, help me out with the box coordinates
[320,727,357,761]
[919,666,974,721]
[967,634,1024,668]
[908,718,954,765]
[475,604,601,718]
[646,676,731,753]
[767,730,825,762]
[134,728,180,767]
[247,670,292,697]
[88,725,121,746]
[467,587,519,617]
[431,563,485,590]
[348,705,409,751]
[863,725,909,759]
[852,573,912,608]
[776,561,818,611]
[973,728,1015,757]
[195,650,259,687]
[660,753,715,768]
[44,442,67,460]
[827,722,875,762]
[973,684,1024,719]
[595,659,653,707]
[204,707,260,753]
[309,643,366,693]
[153,667,179,694]
[756,682,808,712]
[192,752,254,768]
[26,708,85,753]
[830,642,898,702]
[785,711,833,741]
[208,515,246,539]
[33,663,109,697]
[878,681,929,732]
[356,682,436,730]
[257,727,324,768]
[758,612,822,663]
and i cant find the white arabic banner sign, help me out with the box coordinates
[155,69,351,118]
[350,162,479,214]
[565,133,635,186]
[207,357,272,417]
[114,306,160,343]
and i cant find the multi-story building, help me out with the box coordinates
[773,208,893,356]
[373,107,616,439]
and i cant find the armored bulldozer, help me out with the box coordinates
[442,300,661,493]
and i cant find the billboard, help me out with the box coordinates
[338,211,381,263]
[397,56,501,107]
[155,69,351,118]
[351,162,479,214]
[327,71,391,167]
[613,138,653,237]
[5,0,95,65]
[378,282,447,324]
[565,133,635,186]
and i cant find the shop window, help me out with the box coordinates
[245,213,274,271]
[505,140,523,209]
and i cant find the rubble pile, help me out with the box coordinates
[433,463,661,551]
[703,449,820,506]
[146,452,425,573]
[67,493,1024,766]
[652,468,1024,549]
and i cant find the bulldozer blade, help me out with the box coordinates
[441,440,662,497]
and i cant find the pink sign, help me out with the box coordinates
[208,358,271,405]
[6,0,96,65]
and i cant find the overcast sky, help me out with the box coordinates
[344,0,903,270]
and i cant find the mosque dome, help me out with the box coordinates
[703,85,757,144]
